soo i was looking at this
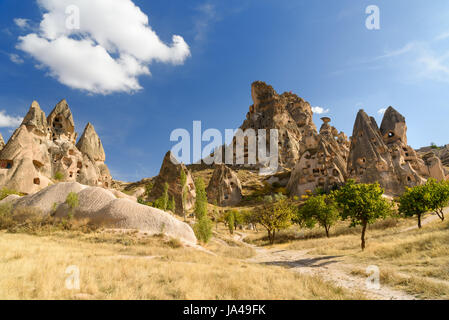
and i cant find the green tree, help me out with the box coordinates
[253,198,295,245]
[225,211,235,234]
[425,179,449,222]
[180,169,188,221]
[299,194,340,237]
[194,177,208,220]
[333,180,392,250]
[398,184,429,229]
[194,216,213,243]
[168,195,176,213]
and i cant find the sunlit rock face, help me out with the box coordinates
[0,100,111,194]
[347,107,444,196]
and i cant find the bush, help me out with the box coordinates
[54,171,65,181]
[0,188,22,201]
[194,216,213,244]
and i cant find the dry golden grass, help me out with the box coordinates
[0,230,362,300]
[247,215,449,299]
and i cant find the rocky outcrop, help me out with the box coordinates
[0,133,4,151]
[206,164,242,206]
[0,100,112,194]
[6,183,196,244]
[287,117,349,197]
[149,151,196,215]
[348,107,445,195]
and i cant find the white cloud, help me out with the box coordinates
[9,53,24,64]
[14,18,29,29]
[312,106,330,114]
[16,0,191,94]
[0,110,23,128]
[377,108,387,115]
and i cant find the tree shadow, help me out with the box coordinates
[263,255,343,268]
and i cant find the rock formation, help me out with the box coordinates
[2,182,196,244]
[149,151,196,215]
[206,164,242,206]
[287,117,349,197]
[0,100,112,194]
[0,133,4,151]
[206,81,320,172]
[347,107,445,195]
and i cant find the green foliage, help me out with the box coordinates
[153,183,170,211]
[333,180,392,250]
[430,142,440,150]
[399,179,449,228]
[253,198,296,244]
[145,182,154,196]
[167,195,176,213]
[398,184,428,228]
[65,192,79,219]
[194,216,213,244]
[180,169,188,219]
[194,177,208,220]
[298,194,340,237]
[54,171,65,181]
[425,179,449,221]
[0,188,22,201]
[225,211,235,234]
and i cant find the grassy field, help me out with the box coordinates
[0,229,363,300]
[245,215,449,299]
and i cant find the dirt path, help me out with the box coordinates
[233,233,418,300]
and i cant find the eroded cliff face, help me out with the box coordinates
[0,100,111,194]
[287,117,349,197]
[206,164,242,206]
[347,107,445,195]
[149,151,196,215]
[237,81,318,170]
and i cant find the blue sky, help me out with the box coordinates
[1,0,449,181]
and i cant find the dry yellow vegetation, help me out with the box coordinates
[246,215,449,299]
[0,229,362,300]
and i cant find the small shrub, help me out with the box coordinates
[0,188,22,201]
[166,238,183,249]
[54,171,65,181]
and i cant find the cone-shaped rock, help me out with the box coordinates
[0,99,113,194]
[206,164,242,206]
[21,101,49,136]
[149,151,196,215]
[380,106,407,146]
[76,123,106,162]
[47,99,76,143]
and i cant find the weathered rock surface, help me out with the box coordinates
[0,133,5,151]
[287,117,349,197]
[6,183,196,244]
[236,81,318,170]
[348,107,445,195]
[149,151,196,215]
[206,164,242,206]
[0,100,112,194]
